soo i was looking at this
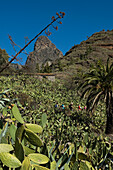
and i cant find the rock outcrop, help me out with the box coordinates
[25,36,63,72]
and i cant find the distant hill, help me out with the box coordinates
[54,29,113,76]
[0,48,23,73]
[1,29,113,76]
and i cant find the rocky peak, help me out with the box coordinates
[25,36,63,72]
[34,36,56,51]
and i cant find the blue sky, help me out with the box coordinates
[1,0,113,65]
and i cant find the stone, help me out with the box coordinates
[25,36,63,72]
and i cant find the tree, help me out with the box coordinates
[78,58,113,134]
[58,59,63,71]
[45,62,52,73]
[40,64,45,73]
[36,63,40,73]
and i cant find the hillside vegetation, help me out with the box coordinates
[0,75,111,169]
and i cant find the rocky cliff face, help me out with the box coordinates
[25,36,63,72]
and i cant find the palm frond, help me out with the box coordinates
[80,86,93,99]
[86,89,103,111]
[106,57,110,73]
[90,91,104,111]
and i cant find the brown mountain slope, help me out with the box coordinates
[56,29,113,76]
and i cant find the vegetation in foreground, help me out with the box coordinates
[0,73,113,169]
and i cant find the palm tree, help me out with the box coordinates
[78,58,113,134]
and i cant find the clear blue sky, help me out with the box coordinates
[1,0,113,65]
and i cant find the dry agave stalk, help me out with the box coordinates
[0,11,65,73]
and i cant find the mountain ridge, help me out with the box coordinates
[56,29,113,75]
[1,29,113,75]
